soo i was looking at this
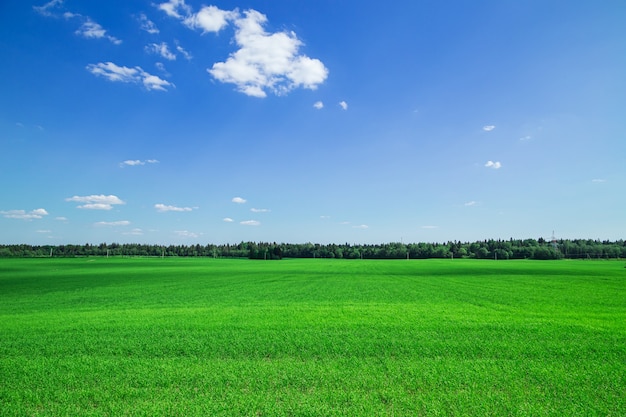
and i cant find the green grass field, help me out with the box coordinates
[1,258,624,416]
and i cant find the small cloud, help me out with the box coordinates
[421,225,438,229]
[55,216,68,221]
[94,220,131,227]
[1,208,49,220]
[251,208,270,213]
[146,42,176,61]
[320,215,330,219]
[175,44,192,60]
[240,220,260,226]
[86,62,174,91]
[74,17,122,44]
[519,135,532,141]
[138,13,159,34]
[232,197,247,204]
[183,5,234,33]
[352,224,368,229]
[313,101,324,109]
[16,122,24,128]
[155,203,194,212]
[157,0,192,19]
[120,159,159,167]
[123,228,144,236]
[36,230,52,233]
[483,125,495,132]
[591,179,606,183]
[175,230,201,238]
[339,101,348,110]
[223,217,234,222]
[66,194,125,210]
[485,161,502,169]
[33,0,63,17]
[464,201,478,207]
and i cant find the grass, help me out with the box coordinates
[0,258,624,416]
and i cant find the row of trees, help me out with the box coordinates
[1,238,625,259]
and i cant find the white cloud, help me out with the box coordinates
[138,13,159,34]
[176,44,192,60]
[155,203,194,212]
[320,215,330,219]
[232,197,247,204]
[1,208,49,220]
[251,208,270,213]
[36,230,52,233]
[183,5,235,33]
[464,201,478,207]
[483,125,495,132]
[208,10,328,97]
[485,161,502,169]
[55,216,68,221]
[519,135,532,141]
[95,220,131,226]
[175,230,201,238]
[313,101,324,109]
[66,195,125,210]
[124,228,144,236]
[223,217,234,222]
[339,101,348,110]
[241,220,260,226]
[146,42,176,61]
[352,224,369,229]
[75,18,121,44]
[86,62,173,91]
[33,0,64,17]
[157,0,191,19]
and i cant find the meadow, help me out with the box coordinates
[0,258,624,416]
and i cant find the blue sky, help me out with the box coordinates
[1,0,625,245]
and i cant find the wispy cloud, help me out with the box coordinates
[352,224,368,229]
[175,230,201,238]
[339,101,348,110]
[138,13,159,34]
[87,62,173,91]
[464,201,478,207]
[74,18,122,44]
[592,179,607,183]
[240,220,260,226]
[33,0,64,17]
[120,159,159,167]
[94,220,131,227]
[146,42,177,60]
[223,217,234,222]
[232,197,247,204]
[251,208,270,213]
[155,203,194,212]
[483,125,495,132]
[123,228,144,236]
[66,195,125,210]
[1,208,48,220]
[55,216,68,221]
[175,43,192,60]
[421,225,438,229]
[485,161,502,169]
[519,135,532,141]
[313,101,324,109]
[157,1,328,97]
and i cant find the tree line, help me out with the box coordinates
[1,238,625,259]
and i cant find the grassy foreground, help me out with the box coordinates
[0,258,624,416]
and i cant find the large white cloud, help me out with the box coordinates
[156,1,328,97]
[66,194,125,210]
[86,62,173,91]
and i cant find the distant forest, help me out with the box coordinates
[1,238,625,260]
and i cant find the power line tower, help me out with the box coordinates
[550,230,559,251]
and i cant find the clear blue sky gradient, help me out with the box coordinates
[1,0,625,245]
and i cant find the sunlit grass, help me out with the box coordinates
[1,258,624,415]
